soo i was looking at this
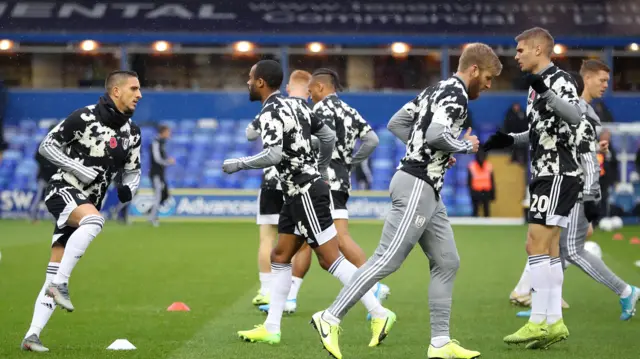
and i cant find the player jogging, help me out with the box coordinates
[310,43,502,359]
[484,27,584,349]
[507,60,640,321]
[257,68,389,316]
[245,69,314,309]
[21,71,142,352]
[223,59,393,346]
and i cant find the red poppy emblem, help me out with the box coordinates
[109,137,117,149]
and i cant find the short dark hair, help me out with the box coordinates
[515,27,555,57]
[312,68,343,91]
[580,59,611,76]
[157,124,170,133]
[105,70,138,92]
[254,60,283,89]
[568,71,584,96]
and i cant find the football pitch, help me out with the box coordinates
[1,220,639,359]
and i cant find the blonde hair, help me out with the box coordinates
[289,70,312,86]
[515,27,555,57]
[580,59,611,76]
[457,43,503,75]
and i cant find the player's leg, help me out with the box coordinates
[45,188,104,312]
[419,199,480,359]
[148,175,163,226]
[505,177,558,344]
[238,199,304,344]
[287,243,312,311]
[510,176,578,349]
[331,191,390,304]
[253,224,277,305]
[253,189,282,306]
[510,259,532,307]
[239,233,304,344]
[21,231,69,352]
[312,172,429,356]
[257,241,311,314]
[563,202,639,320]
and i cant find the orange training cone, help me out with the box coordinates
[167,302,191,312]
[629,237,640,245]
[613,233,625,241]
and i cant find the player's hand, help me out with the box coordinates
[222,159,243,174]
[446,157,457,169]
[168,157,176,165]
[599,140,609,153]
[463,128,479,153]
[482,131,515,152]
[525,73,549,95]
[117,185,133,203]
[583,200,600,223]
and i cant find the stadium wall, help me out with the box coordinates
[0,188,524,225]
[5,90,640,127]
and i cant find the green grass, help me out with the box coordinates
[1,220,640,358]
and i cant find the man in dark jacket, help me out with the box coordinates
[29,126,59,222]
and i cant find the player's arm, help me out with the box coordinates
[310,113,336,180]
[118,127,142,203]
[509,130,529,146]
[424,91,475,153]
[38,111,98,184]
[351,112,379,165]
[223,112,284,173]
[529,74,581,125]
[387,100,417,144]
[246,117,261,141]
[577,121,601,201]
[151,138,172,166]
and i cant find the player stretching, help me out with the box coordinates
[505,60,640,320]
[223,60,392,346]
[257,68,389,316]
[21,71,142,352]
[484,27,583,349]
[246,70,314,309]
[311,43,501,359]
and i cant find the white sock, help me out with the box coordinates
[547,257,564,325]
[620,285,633,298]
[431,336,451,348]
[328,256,387,319]
[259,272,272,296]
[26,262,59,338]
[264,263,292,333]
[514,260,531,296]
[287,277,303,301]
[528,255,551,324]
[53,215,104,285]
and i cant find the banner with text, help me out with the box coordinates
[0,0,638,35]
[128,189,391,220]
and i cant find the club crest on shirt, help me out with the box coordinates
[109,137,117,149]
[122,138,129,150]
